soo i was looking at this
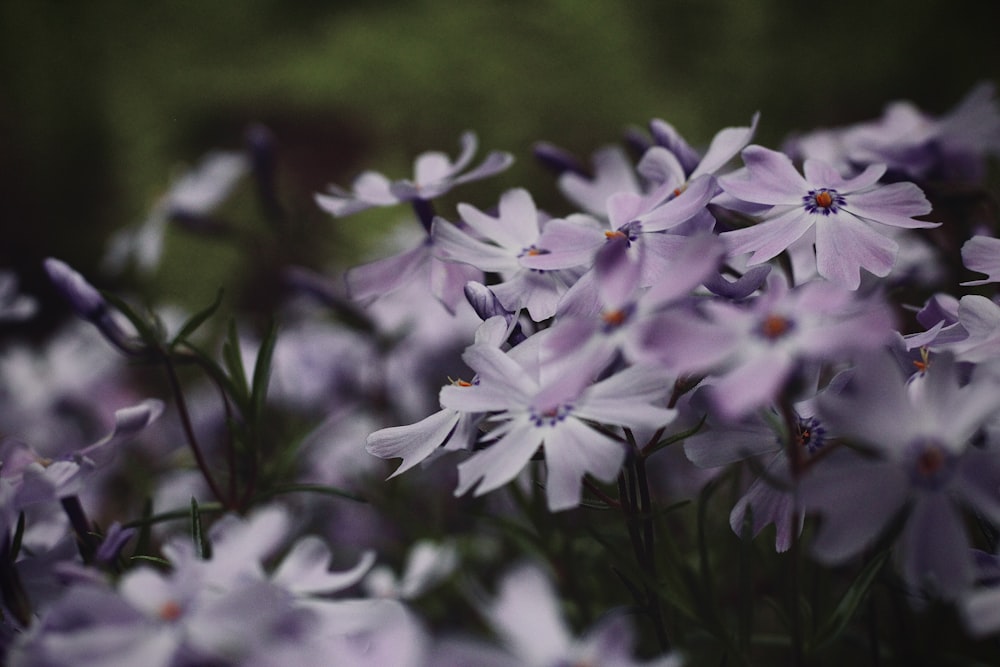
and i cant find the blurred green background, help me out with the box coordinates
[2,0,998,329]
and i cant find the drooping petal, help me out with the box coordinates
[366,408,462,478]
[961,235,1000,285]
[815,214,898,288]
[543,419,625,511]
[897,492,973,599]
[272,537,376,595]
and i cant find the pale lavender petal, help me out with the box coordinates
[272,538,376,595]
[429,255,482,313]
[721,206,813,265]
[346,243,429,303]
[455,420,543,497]
[637,312,737,373]
[898,493,973,598]
[961,236,1000,285]
[414,151,454,186]
[800,455,908,564]
[643,233,725,306]
[573,401,676,433]
[431,218,518,272]
[729,464,800,552]
[845,182,936,228]
[815,214,898,288]
[684,421,779,468]
[521,215,604,270]
[594,235,640,310]
[719,145,809,205]
[450,151,516,189]
[636,146,686,188]
[366,408,462,478]
[543,419,625,511]
[488,565,572,664]
[640,173,717,231]
[559,146,639,216]
[690,112,760,179]
[710,348,792,420]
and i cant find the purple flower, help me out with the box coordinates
[718,145,936,289]
[315,131,513,217]
[801,352,1000,599]
[439,342,676,511]
[431,188,581,321]
[788,82,1000,184]
[430,564,681,667]
[641,272,895,419]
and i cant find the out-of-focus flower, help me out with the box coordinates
[103,151,248,274]
[430,564,681,667]
[788,82,1000,183]
[801,352,1000,599]
[0,271,36,323]
[315,131,513,218]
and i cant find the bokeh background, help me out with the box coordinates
[3,0,998,336]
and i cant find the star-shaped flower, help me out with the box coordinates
[719,145,937,289]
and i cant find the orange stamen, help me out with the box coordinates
[159,600,183,621]
[604,230,627,240]
[761,314,791,339]
[916,446,945,478]
[601,309,627,327]
[815,191,833,208]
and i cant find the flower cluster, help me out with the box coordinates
[4,84,1000,665]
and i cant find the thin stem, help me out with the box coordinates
[636,455,670,653]
[161,352,229,508]
[583,477,621,509]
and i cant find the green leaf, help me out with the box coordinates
[129,554,172,568]
[250,319,279,421]
[123,502,225,530]
[190,497,213,560]
[252,483,367,504]
[170,288,224,349]
[810,549,890,651]
[222,319,250,410]
[101,291,160,347]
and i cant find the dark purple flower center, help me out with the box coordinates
[803,188,846,215]
[530,404,573,427]
[605,221,642,247]
[795,416,826,456]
